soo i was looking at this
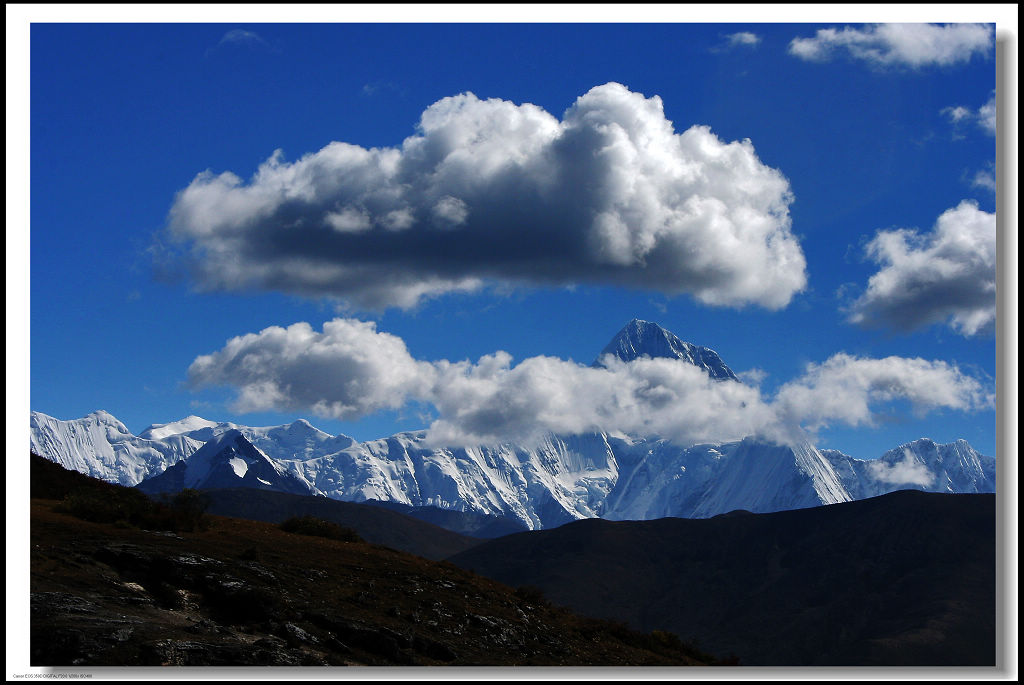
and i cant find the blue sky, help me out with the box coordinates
[16,9,1011,460]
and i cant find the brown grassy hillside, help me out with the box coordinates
[29,455,722,667]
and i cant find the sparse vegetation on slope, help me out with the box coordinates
[279,515,363,543]
[199,487,482,560]
[34,453,210,532]
[30,456,722,667]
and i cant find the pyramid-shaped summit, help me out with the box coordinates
[594,319,738,381]
[136,429,313,496]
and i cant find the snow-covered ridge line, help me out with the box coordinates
[139,415,219,441]
[30,410,206,487]
[30,409,994,531]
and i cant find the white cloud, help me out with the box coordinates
[211,29,273,55]
[941,105,972,124]
[187,319,436,419]
[737,367,768,386]
[867,448,935,487]
[789,23,993,68]
[165,83,806,310]
[189,318,992,448]
[326,207,372,233]
[432,195,469,228]
[727,32,761,47]
[977,92,996,134]
[847,200,996,336]
[774,353,993,433]
[219,29,265,46]
[426,353,777,446]
[971,166,996,193]
[942,92,996,136]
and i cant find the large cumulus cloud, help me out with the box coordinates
[788,23,993,68]
[847,200,996,336]
[166,83,806,310]
[187,319,437,419]
[188,318,992,448]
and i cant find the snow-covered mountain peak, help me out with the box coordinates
[199,428,250,453]
[137,428,313,496]
[82,410,132,433]
[253,420,357,460]
[178,429,264,485]
[30,410,200,486]
[594,319,738,381]
[277,418,331,439]
[139,415,219,441]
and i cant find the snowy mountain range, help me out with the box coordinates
[30,320,995,530]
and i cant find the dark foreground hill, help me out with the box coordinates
[363,499,529,539]
[198,488,484,560]
[449,490,996,666]
[29,456,720,667]
[31,453,484,560]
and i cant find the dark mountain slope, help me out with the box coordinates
[34,452,483,561]
[30,457,720,667]
[199,488,483,560]
[32,450,124,500]
[363,499,528,539]
[449,490,995,666]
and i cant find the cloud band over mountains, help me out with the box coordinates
[188,318,992,447]
[166,83,807,310]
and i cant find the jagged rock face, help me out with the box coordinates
[594,319,738,381]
